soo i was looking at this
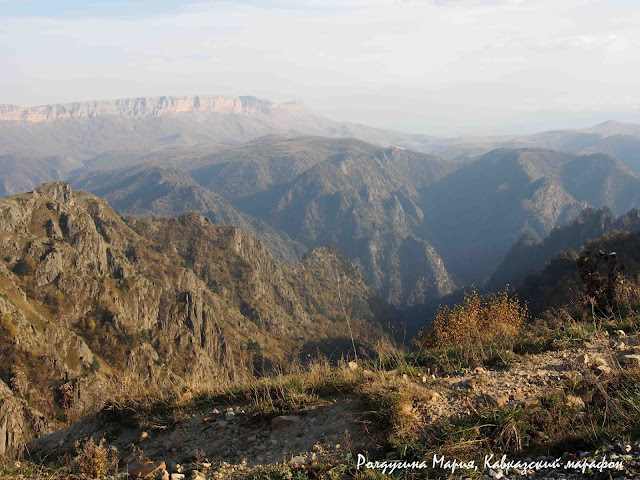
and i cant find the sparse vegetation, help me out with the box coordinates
[89,356,100,372]
[73,437,118,480]
[414,286,528,368]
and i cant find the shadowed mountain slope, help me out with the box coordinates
[420,148,640,285]
[487,208,640,291]
[76,137,458,307]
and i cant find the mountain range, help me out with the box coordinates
[3,95,640,309]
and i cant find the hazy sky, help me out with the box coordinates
[1,0,640,136]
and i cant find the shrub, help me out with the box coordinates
[59,382,75,424]
[73,437,117,480]
[0,314,18,341]
[89,357,100,372]
[12,257,36,277]
[414,286,528,366]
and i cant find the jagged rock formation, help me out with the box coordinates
[0,182,391,456]
[72,165,306,264]
[0,379,48,458]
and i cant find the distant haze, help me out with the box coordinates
[1,0,640,136]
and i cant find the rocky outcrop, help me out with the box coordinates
[0,380,48,458]
[0,183,390,456]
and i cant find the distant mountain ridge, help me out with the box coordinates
[0,95,443,166]
[0,95,301,123]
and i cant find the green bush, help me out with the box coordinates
[89,357,100,372]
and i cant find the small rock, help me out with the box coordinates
[170,475,185,480]
[577,353,589,364]
[225,411,236,421]
[597,364,612,375]
[593,355,608,366]
[622,354,640,366]
[271,415,303,429]
[347,361,359,370]
[140,431,149,441]
[190,471,206,480]
[128,460,167,479]
[484,392,509,407]
[616,330,626,337]
[247,435,257,442]
[290,455,305,466]
[155,469,170,480]
[566,395,586,410]
[211,408,220,415]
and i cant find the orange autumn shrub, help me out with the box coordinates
[415,286,528,364]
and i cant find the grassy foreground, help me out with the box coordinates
[3,287,640,479]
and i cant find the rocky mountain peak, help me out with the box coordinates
[32,181,74,205]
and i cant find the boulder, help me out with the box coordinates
[271,415,303,429]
